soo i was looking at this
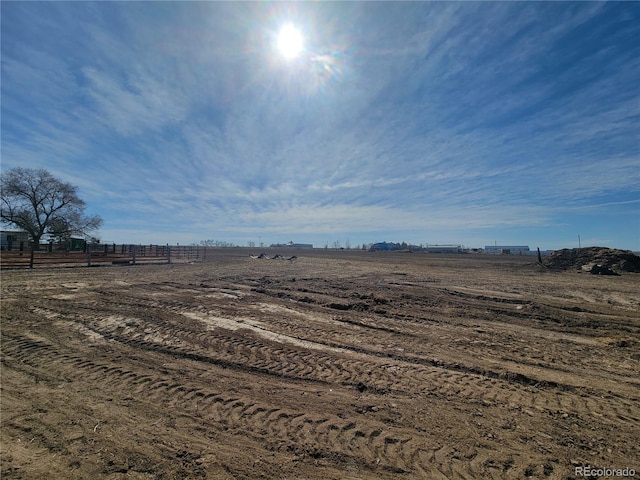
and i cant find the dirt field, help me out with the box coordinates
[1,250,639,479]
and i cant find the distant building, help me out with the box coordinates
[369,242,401,252]
[66,237,86,251]
[0,230,30,250]
[270,241,313,249]
[425,244,464,254]
[484,245,530,255]
[289,243,313,249]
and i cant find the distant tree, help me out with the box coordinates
[0,167,102,267]
[199,239,235,247]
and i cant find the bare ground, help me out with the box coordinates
[1,250,639,479]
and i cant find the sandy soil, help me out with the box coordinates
[1,250,638,479]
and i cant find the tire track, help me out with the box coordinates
[5,259,639,479]
[1,333,429,475]
[25,301,640,428]
[44,279,636,392]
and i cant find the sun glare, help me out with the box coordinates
[277,23,304,60]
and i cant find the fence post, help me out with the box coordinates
[87,248,92,267]
[167,246,172,264]
[132,245,137,265]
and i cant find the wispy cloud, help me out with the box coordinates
[2,2,638,249]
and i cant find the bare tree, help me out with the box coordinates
[1,168,102,267]
[199,239,235,247]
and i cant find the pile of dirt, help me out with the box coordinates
[544,247,640,273]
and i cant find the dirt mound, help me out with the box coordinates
[544,247,640,273]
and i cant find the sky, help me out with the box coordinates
[1,1,639,250]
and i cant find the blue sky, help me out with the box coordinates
[2,2,639,250]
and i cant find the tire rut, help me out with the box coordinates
[1,333,429,475]
[24,300,640,429]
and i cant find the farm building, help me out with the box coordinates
[369,242,401,252]
[484,245,530,255]
[270,241,313,249]
[425,244,464,254]
[52,237,86,251]
[0,230,30,250]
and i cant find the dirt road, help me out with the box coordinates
[2,250,638,479]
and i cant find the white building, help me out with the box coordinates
[425,244,463,253]
[484,245,530,255]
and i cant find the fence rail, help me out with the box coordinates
[0,244,208,269]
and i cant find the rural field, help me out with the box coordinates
[1,249,638,479]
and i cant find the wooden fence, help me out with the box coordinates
[0,244,207,269]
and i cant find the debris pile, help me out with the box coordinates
[543,247,640,274]
[250,253,297,261]
[585,264,618,276]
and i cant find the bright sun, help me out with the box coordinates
[277,24,304,60]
